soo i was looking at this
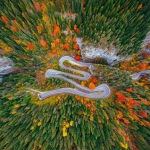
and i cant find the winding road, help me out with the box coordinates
[131,70,150,80]
[38,56,111,100]
[35,56,150,100]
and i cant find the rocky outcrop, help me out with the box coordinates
[142,31,150,52]
[0,56,14,82]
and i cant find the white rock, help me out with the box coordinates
[0,56,14,82]
[76,38,131,66]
